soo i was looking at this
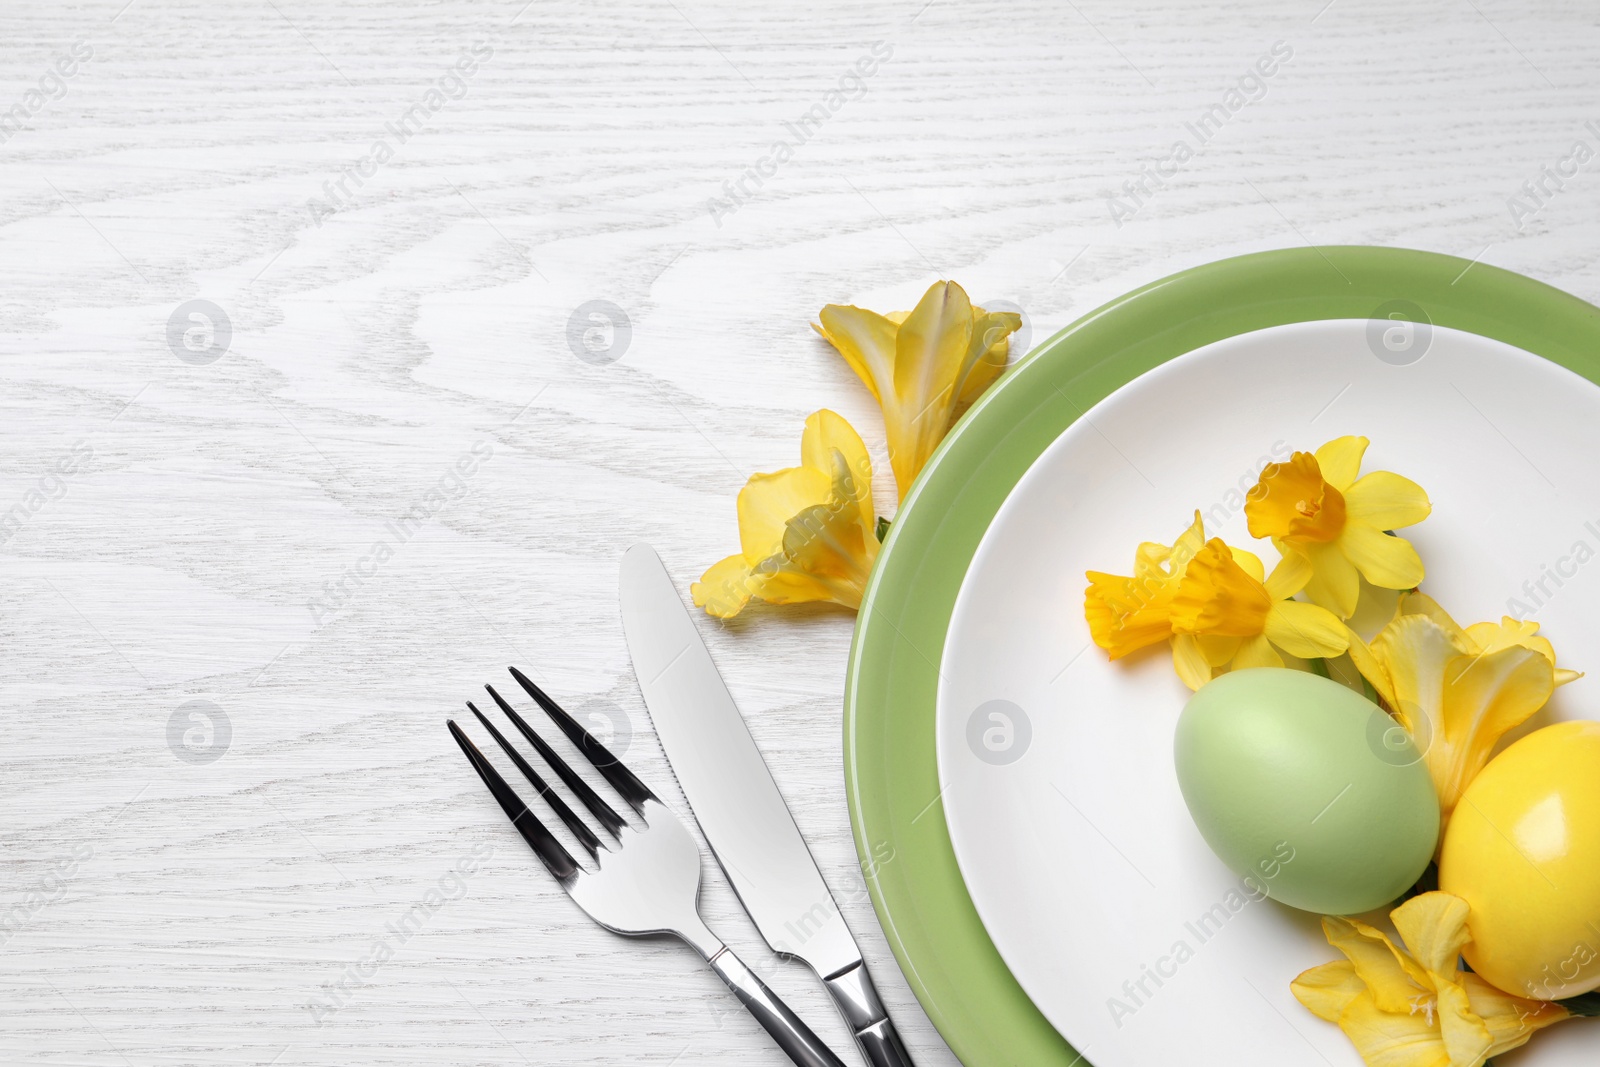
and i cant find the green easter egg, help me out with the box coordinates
[1174,667,1439,915]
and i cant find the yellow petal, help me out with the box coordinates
[1315,435,1370,492]
[955,347,1006,409]
[1399,593,1471,647]
[745,563,851,608]
[888,281,973,497]
[1376,614,1464,704]
[1264,600,1351,659]
[691,554,755,619]
[1436,983,1493,1066]
[895,280,973,403]
[736,466,830,562]
[955,305,1021,407]
[1346,630,1398,708]
[1350,584,1404,641]
[1263,549,1314,600]
[1231,545,1266,583]
[1302,540,1362,619]
[1344,471,1432,531]
[772,527,869,604]
[1335,990,1454,1067]
[769,448,880,609]
[1231,633,1284,670]
[1463,618,1545,659]
[1376,614,1466,792]
[800,409,875,521]
[1291,960,1367,1023]
[1461,973,1569,1057]
[1132,541,1173,581]
[815,305,897,403]
[1463,617,1582,687]
[1323,916,1431,1013]
[1433,643,1553,817]
[742,490,878,614]
[1161,511,1210,578]
[1197,633,1243,666]
[1390,893,1471,979]
[1340,525,1426,590]
[1171,634,1212,691]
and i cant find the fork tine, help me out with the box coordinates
[485,684,628,838]
[508,666,656,815]
[447,720,579,881]
[467,702,603,860]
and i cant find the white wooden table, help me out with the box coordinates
[3,1,1598,1064]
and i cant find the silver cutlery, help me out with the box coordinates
[448,674,848,1067]
[619,544,916,1067]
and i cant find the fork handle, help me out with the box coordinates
[708,947,849,1067]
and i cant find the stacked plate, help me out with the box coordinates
[843,247,1600,1066]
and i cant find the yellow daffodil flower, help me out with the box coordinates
[1084,512,1349,690]
[815,280,1021,501]
[1292,892,1571,1067]
[1168,537,1350,691]
[1246,436,1431,618]
[691,410,880,619]
[1345,592,1579,827]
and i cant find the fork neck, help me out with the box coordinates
[674,912,728,963]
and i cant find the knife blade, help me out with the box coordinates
[619,544,914,1067]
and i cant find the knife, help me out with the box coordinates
[619,544,915,1067]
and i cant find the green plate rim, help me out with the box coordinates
[842,245,1600,1066]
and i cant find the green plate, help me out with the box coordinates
[841,246,1600,1066]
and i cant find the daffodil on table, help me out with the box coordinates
[814,279,1020,502]
[691,410,880,619]
[693,279,1022,620]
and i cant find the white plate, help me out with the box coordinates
[935,319,1600,1066]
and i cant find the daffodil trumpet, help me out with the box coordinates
[1246,436,1431,619]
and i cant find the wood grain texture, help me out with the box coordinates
[2,1,1599,1064]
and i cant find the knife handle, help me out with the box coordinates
[709,947,849,1067]
[825,962,916,1067]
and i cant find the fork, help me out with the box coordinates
[447,669,848,1067]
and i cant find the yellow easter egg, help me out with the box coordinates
[1438,721,1600,999]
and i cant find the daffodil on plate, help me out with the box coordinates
[1084,436,1600,1067]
